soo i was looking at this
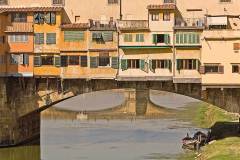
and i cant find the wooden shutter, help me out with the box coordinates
[23,54,29,65]
[46,33,56,44]
[140,59,145,71]
[19,54,24,65]
[45,12,51,24]
[218,65,224,74]
[50,12,56,24]
[80,56,88,67]
[34,56,41,67]
[64,31,84,41]
[193,59,197,69]
[102,31,113,42]
[54,56,61,67]
[121,59,127,71]
[39,13,45,24]
[90,57,98,68]
[61,56,68,67]
[199,66,205,74]
[152,34,157,44]
[111,57,118,69]
[176,59,182,70]
[164,34,170,44]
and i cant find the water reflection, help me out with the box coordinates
[0,145,40,160]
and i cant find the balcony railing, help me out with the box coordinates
[5,22,33,33]
[118,20,149,30]
[174,18,206,29]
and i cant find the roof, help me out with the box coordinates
[147,4,176,10]
[0,7,63,13]
[60,23,89,29]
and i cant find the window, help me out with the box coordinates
[80,56,88,67]
[45,12,56,24]
[69,56,79,65]
[75,16,80,23]
[10,54,19,64]
[124,34,133,42]
[52,0,64,5]
[176,33,200,44]
[127,59,140,69]
[219,0,231,3]
[164,0,175,3]
[153,34,170,44]
[34,33,44,44]
[204,65,224,74]
[163,12,170,21]
[61,56,68,67]
[46,33,56,44]
[0,0,8,5]
[136,34,144,42]
[92,32,104,43]
[99,52,110,67]
[151,13,159,21]
[41,56,54,65]
[108,0,118,4]
[102,31,113,42]
[34,12,56,24]
[232,65,239,73]
[177,59,198,70]
[11,13,27,22]
[152,60,171,69]
[9,34,28,43]
[64,31,84,42]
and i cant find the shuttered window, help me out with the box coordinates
[69,56,79,65]
[153,34,170,44]
[124,34,133,42]
[176,33,200,44]
[10,54,19,64]
[23,54,29,65]
[176,59,198,70]
[102,31,113,42]
[80,56,88,67]
[64,31,84,42]
[34,13,45,24]
[46,33,56,44]
[121,59,127,71]
[136,34,144,42]
[90,57,98,68]
[111,57,118,69]
[34,56,41,67]
[34,33,44,44]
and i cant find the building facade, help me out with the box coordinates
[0,0,239,86]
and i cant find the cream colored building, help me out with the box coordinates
[1,0,240,85]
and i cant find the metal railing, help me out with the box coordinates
[118,20,149,30]
[175,18,206,28]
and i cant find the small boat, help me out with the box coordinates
[76,112,88,120]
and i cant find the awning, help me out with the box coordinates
[207,16,228,26]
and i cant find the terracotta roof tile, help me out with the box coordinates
[60,23,89,29]
[0,7,63,13]
[147,4,176,10]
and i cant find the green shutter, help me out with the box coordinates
[176,34,179,44]
[180,34,183,44]
[111,57,119,69]
[46,33,56,44]
[140,59,145,71]
[64,31,84,42]
[54,56,61,67]
[196,34,200,44]
[35,33,44,44]
[23,54,29,65]
[90,57,98,68]
[102,31,113,42]
[164,34,170,44]
[45,12,51,24]
[149,60,155,73]
[153,34,157,43]
[121,59,127,71]
[136,34,139,42]
[34,56,41,67]
[50,12,56,24]
[192,34,196,44]
[184,33,188,44]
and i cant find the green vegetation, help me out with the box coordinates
[193,103,237,128]
[178,102,240,160]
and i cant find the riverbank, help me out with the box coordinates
[178,102,240,160]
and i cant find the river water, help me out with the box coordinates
[0,91,202,160]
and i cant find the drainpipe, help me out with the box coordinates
[120,0,122,20]
[173,29,176,78]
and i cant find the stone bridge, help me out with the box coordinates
[0,77,240,147]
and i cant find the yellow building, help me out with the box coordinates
[33,7,63,77]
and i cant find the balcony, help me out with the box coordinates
[118,20,149,31]
[174,18,206,30]
[5,22,33,33]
